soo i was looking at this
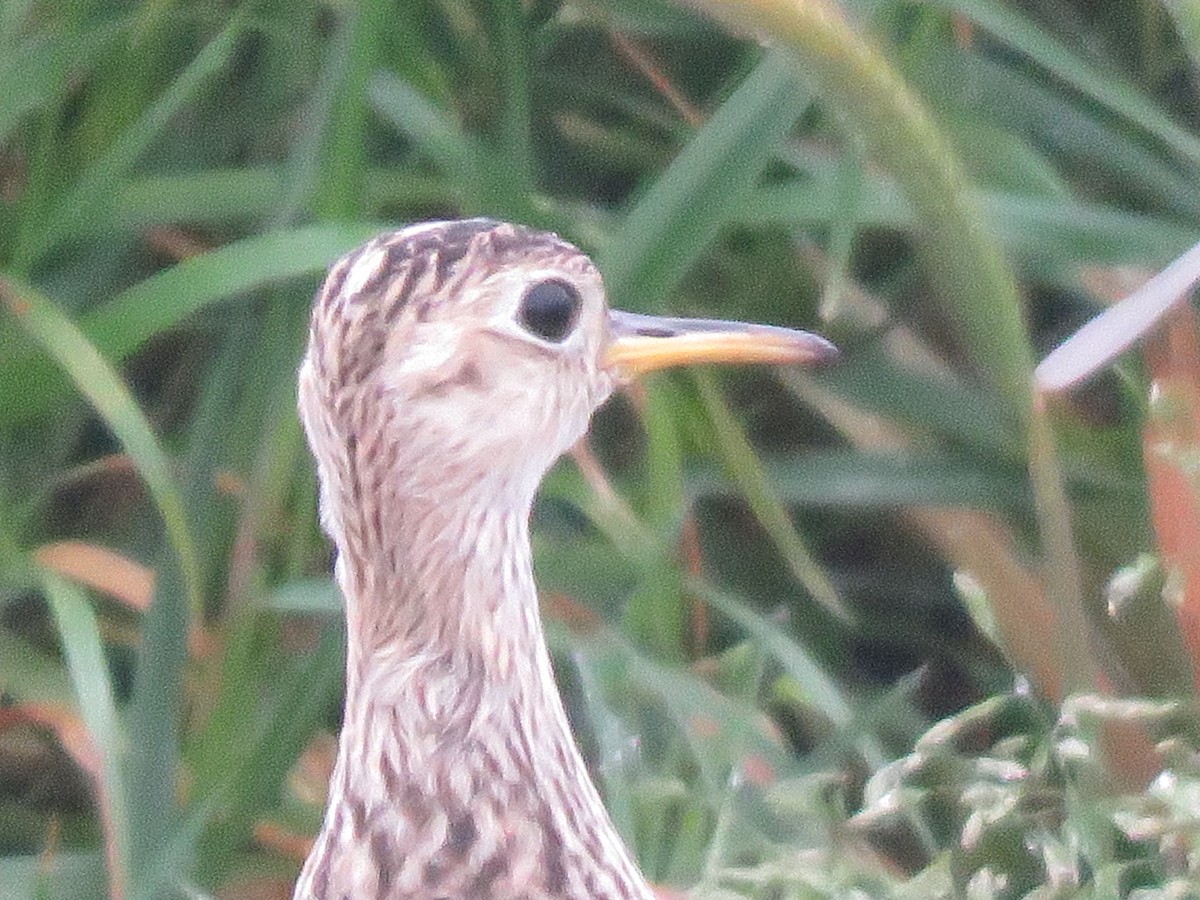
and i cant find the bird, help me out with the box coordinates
[293,218,837,899]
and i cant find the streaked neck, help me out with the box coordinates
[297,495,653,899]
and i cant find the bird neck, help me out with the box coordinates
[339,491,547,711]
[302,488,654,898]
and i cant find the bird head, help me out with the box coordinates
[298,219,835,539]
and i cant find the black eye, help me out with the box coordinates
[518,279,582,343]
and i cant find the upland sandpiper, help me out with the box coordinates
[295,219,836,898]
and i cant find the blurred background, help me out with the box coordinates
[3,0,1200,896]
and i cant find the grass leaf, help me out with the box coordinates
[0,275,201,619]
[0,224,382,423]
[934,0,1200,169]
[30,13,248,262]
[39,571,129,899]
[0,20,126,147]
[599,48,812,312]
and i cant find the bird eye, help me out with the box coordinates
[518,279,582,343]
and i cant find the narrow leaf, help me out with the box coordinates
[0,224,383,423]
[369,70,481,195]
[33,14,247,258]
[600,48,812,311]
[40,571,129,900]
[0,21,126,146]
[933,0,1200,169]
[694,371,850,623]
[0,276,201,618]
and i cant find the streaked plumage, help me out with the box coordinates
[295,219,835,899]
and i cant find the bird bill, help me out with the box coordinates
[604,310,837,377]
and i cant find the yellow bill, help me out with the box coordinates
[605,310,837,378]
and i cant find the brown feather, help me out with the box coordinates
[295,220,649,899]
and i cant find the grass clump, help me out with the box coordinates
[3,0,1200,897]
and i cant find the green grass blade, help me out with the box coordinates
[0,852,107,900]
[113,167,288,230]
[551,635,641,845]
[0,0,34,49]
[0,224,382,424]
[28,13,248,263]
[39,571,129,899]
[266,577,342,614]
[125,793,218,900]
[599,48,813,312]
[269,15,351,224]
[982,193,1197,271]
[689,0,1096,696]
[933,0,1200,168]
[742,179,1197,275]
[86,224,382,363]
[690,449,1034,511]
[0,20,126,147]
[309,0,391,221]
[124,561,188,892]
[369,70,481,200]
[687,577,885,767]
[492,0,534,189]
[694,371,851,623]
[0,275,201,619]
[621,384,688,662]
[97,167,450,234]
[1163,0,1200,71]
[190,623,345,886]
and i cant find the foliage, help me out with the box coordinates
[2,0,1200,897]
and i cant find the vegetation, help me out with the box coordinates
[2,0,1200,896]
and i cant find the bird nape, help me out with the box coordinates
[294,219,836,899]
